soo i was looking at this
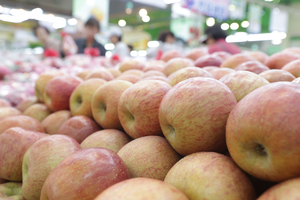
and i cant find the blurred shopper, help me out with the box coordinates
[202,24,241,54]
[33,25,60,52]
[110,31,129,59]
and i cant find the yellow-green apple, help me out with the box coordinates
[282,59,300,77]
[95,177,189,200]
[161,50,182,62]
[22,135,81,200]
[265,51,300,69]
[44,75,82,112]
[118,80,171,138]
[0,128,47,181]
[283,47,300,56]
[40,148,130,200]
[163,58,194,76]
[248,51,269,64]
[0,182,23,200]
[168,66,214,86]
[0,116,44,134]
[16,96,38,112]
[259,69,296,83]
[185,48,207,61]
[70,78,107,118]
[119,59,145,72]
[138,76,169,83]
[258,177,300,200]
[118,136,181,180]
[41,110,71,135]
[85,68,114,81]
[0,98,11,107]
[212,51,232,61]
[92,80,133,129]
[159,77,237,155]
[0,107,22,122]
[107,68,122,78]
[141,70,166,79]
[80,129,131,152]
[194,54,223,68]
[293,77,300,84]
[143,63,164,72]
[76,69,92,80]
[226,82,300,182]
[35,71,65,102]
[122,69,144,77]
[23,103,51,122]
[208,68,235,80]
[56,115,100,143]
[164,152,256,200]
[220,53,256,69]
[115,74,141,84]
[220,71,269,102]
[235,60,270,74]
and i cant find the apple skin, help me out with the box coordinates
[81,129,131,152]
[226,82,300,182]
[258,177,300,200]
[143,63,165,72]
[283,47,300,55]
[164,152,256,200]
[44,75,82,112]
[0,107,22,122]
[16,96,38,112]
[23,103,51,122]
[85,68,114,81]
[139,76,170,83]
[168,66,214,86]
[41,110,71,135]
[107,68,122,78]
[0,116,44,135]
[119,59,145,72]
[76,70,92,80]
[118,136,181,180]
[0,128,47,181]
[40,148,130,200]
[95,177,189,200]
[212,51,232,61]
[92,80,133,129]
[118,80,172,139]
[122,69,144,77]
[235,60,270,74]
[202,66,220,73]
[282,59,300,77]
[159,77,237,156]
[22,135,81,200]
[292,77,300,83]
[265,51,300,69]
[161,50,182,62]
[141,70,166,78]
[248,51,269,64]
[0,182,23,200]
[194,54,223,68]
[0,98,11,107]
[208,68,235,80]
[164,58,194,76]
[219,71,269,102]
[185,48,207,61]
[259,69,296,83]
[70,78,107,118]
[115,74,141,84]
[220,53,256,69]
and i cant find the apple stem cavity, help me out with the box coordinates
[255,143,268,156]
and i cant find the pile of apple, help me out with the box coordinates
[1,46,300,200]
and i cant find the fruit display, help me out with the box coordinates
[0,48,300,200]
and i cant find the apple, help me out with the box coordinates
[57,115,100,143]
[70,78,107,118]
[185,48,207,61]
[212,51,232,61]
[141,70,166,79]
[258,177,300,200]
[282,59,300,77]
[22,135,81,200]
[23,103,51,122]
[139,76,169,83]
[235,60,270,74]
[118,80,171,138]
[220,53,256,69]
[0,98,11,107]
[16,96,38,112]
[76,70,92,80]
[265,51,300,69]
[95,177,189,200]
[143,63,165,72]
[259,69,296,83]
[161,50,182,62]
[226,82,300,182]
[159,77,237,156]
[164,152,256,200]
[119,59,145,72]
[0,182,23,200]
[81,129,131,152]
[282,47,300,56]
[44,75,82,112]
[164,58,194,76]
[208,68,235,80]
[115,74,141,84]
[0,127,47,181]
[248,51,269,64]
[219,71,269,102]
[118,136,181,180]
[194,54,223,68]
[293,77,300,84]
[0,116,44,134]
[92,80,133,129]
[122,69,144,77]
[85,68,114,81]
[41,110,71,135]
[0,107,22,122]
[107,68,122,78]
[40,148,130,200]
[202,66,219,73]
[168,66,214,86]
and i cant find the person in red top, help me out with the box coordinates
[202,24,241,55]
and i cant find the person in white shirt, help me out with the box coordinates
[110,32,129,60]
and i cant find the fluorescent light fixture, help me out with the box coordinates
[34,47,44,54]
[86,0,95,6]
[272,39,282,45]
[130,50,138,57]
[105,43,115,50]
[139,9,147,17]
[142,15,150,22]
[241,21,250,28]
[164,0,182,4]
[226,32,287,43]
[0,14,28,23]
[68,18,77,26]
[105,51,112,58]
[221,23,229,30]
[265,0,273,2]
[31,8,43,15]
[206,17,215,27]
[0,5,3,13]
[138,50,147,57]
[118,19,126,27]
[230,23,239,30]
[147,41,160,48]
[53,17,66,29]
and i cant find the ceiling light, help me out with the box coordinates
[142,15,150,22]
[221,23,229,30]
[68,18,77,26]
[241,21,250,28]
[230,22,239,30]
[139,9,147,17]
[118,19,126,27]
[206,17,215,27]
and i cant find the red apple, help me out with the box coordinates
[0,107,22,122]
[115,74,141,84]
[212,51,232,61]
[141,70,166,78]
[265,51,300,69]
[76,70,92,80]
[0,182,23,200]
[0,116,44,134]
[40,148,130,200]
[282,47,300,56]
[164,152,256,200]
[220,53,256,69]
[23,103,51,122]
[259,69,296,83]
[209,68,235,80]
[85,68,114,81]
[107,68,122,78]
[202,66,220,73]
[161,50,182,62]
[16,96,38,112]
[0,127,47,181]
[44,75,82,112]
[139,76,169,83]
[248,51,269,64]
[164,58,194,76]
[119,59,145,72]
[282,59,300,77]
[194,54,223,68]
[118,80,171,138]
[226,82,300,182]
[118,136,181,180]
[185,48,207,61]
[143,63,164,72]
[95,178,189,200]
[92,80,133,129]
[41,110,71,135]
[235,61,270,74]
[292,77,300,84]
[122,69,144,77]
[0,98,11,107]
[159,78,237,156]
